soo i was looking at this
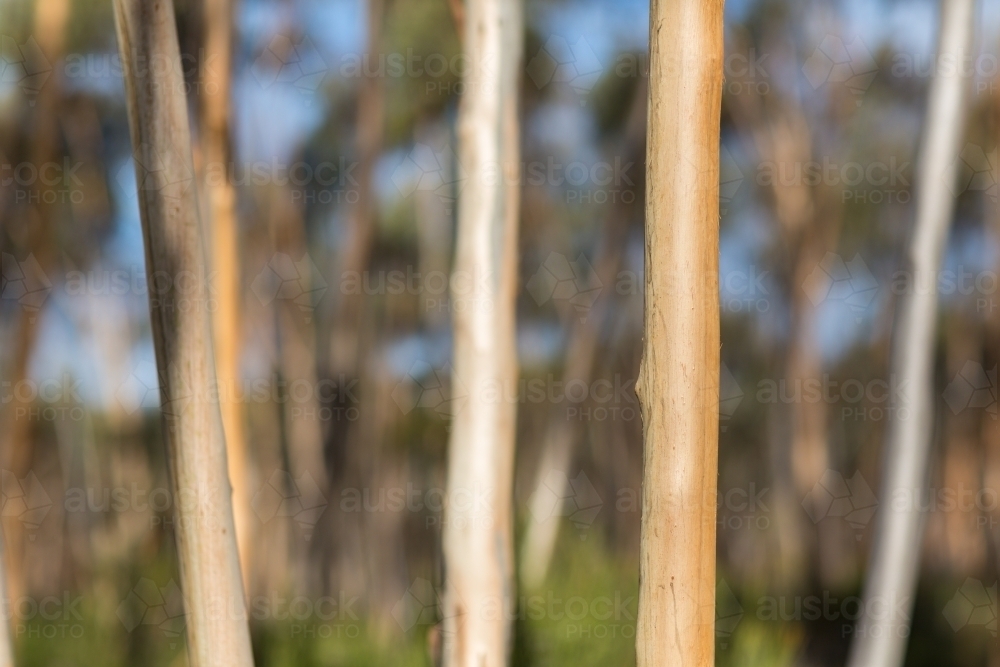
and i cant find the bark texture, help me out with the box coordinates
[635,1,723,665]
[112,0,254,664]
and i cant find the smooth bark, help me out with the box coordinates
[441,0,523,663]
[847,1,976,665]
[635,1,723,666]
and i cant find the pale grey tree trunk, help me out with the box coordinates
[847,1,976,665]
[441,0,523,663]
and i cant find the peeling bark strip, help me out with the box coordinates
[441,0,522,664]
[847,1,976,666]
[635,1,723,666]
[112,1,254,665]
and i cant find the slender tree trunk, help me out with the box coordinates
[323,0,385,598]
[201,0,252,594]
[847,1,975,665]
[635,1,722,665]
[328,0,385,374]
[112,1,254,665]
[267,188,327,593]
[441,0,522,663]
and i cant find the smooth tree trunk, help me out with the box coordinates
[201,0,253,594]
[846,1,976,666]
[112,1,254,665]
[635,1,723,666]
[441,0,522,663]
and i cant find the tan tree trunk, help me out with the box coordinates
[635,1,723,665]
[441,0,522,663]
[201,0,253,594]
[847,0,975,665]
[112,1,254,664]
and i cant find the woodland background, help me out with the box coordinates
[2,0,1000,665]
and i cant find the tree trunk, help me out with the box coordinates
[201,0,252,594]
[635,1,723,666]
[328,0,385,374]
[441,0,522,663]
[112,1,254,665]
[846,1,975,665]
[323,0,385,601]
